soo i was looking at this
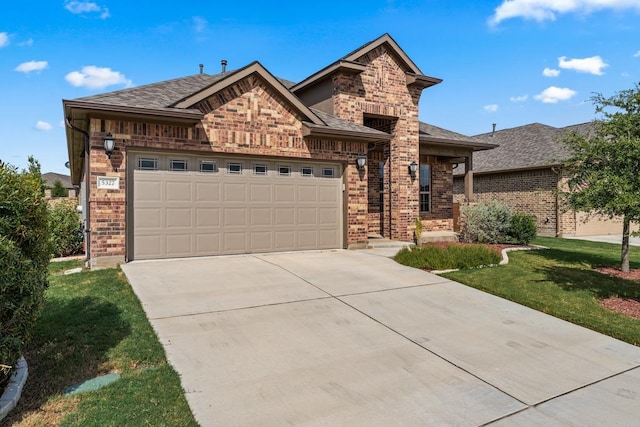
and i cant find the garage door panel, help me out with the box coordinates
[250,208,272,226]
[135,180,162,202]
[275,185,295,202]
[166,208,192,228]
[274,208,295,225]
[133,156,342,260]
[196,233,220,253]
[166,181,192,202]
[224,183,247,202]
[250,184,272,202]
[165,234,192,256]
[196,208,220,227]
[224,233,247,252]
[196,182,220,202]
[135,234,163,258]
[136,208,162,228]
[298,230,318,248]
[224,208,247,227]
[250,232,272,251]
[275,231,295,249]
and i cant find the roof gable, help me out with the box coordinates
[174,62,324,125]
[342,33,422,75]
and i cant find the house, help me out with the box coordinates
[453,122,633,237]
[42,172,77,199]
[64,33,495,268]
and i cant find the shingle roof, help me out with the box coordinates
[419,122,482,144]
[310,109,390,136]
[454,122,594,175]
[74,73,228,112]
[42,172,73,189]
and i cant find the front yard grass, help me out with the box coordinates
[442,237,640,346]
[4,260,197,426]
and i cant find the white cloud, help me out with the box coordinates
[18,38,34,47]
[510,94,529,102]
[542,67,560,77]
[193,16,207,33]
[558,55,608,75]
[35,121,52,131]
[634,51,640,58]
[489,0,640,26]
[483,104,499,113]
[65,1,110,19]
[0,32,9,47]
[65,65,132,89]
[534,86,577,103]
[15,60,49,73]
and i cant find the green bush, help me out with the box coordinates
[394,244,501,270]
[508,213,537,245]
[459,200,513,243]
[49,201,83,257]
[50,179,69,198]
[0,158,51,384]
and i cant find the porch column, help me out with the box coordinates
[464,155,474,203]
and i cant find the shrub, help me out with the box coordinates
[394,244,501,270]
[49,201,83,257]
[459,200,513,243]
[508,213,537,245]
[50,179,69,198]
[0,158,51,384]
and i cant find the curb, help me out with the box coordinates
[431,245,548,275]
[0,357,28,422]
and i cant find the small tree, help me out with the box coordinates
[562,83,640,272]
[50,179,69,198]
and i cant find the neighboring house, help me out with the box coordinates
[64,33,494,268]
[453,122,631,237]
[42,172,76,198]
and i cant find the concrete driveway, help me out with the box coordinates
[122,250,640,426]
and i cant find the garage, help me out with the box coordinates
[129,153,343,260]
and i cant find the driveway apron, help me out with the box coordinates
[122,250,640,426]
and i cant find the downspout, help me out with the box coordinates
[551,166,561,237]
[65,116,91,263]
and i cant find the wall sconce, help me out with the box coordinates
[409,161,418,179]
[356,152,366,170]
[104,133,115,159]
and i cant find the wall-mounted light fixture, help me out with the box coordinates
[409,161,418,179]
[356,153,366,170]
[104,133,115,159]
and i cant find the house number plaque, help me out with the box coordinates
[97,176,120,190]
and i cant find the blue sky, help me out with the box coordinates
[2,0,639,174]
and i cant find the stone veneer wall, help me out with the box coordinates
[86,75,370,267]
[453,168,560,237]
[332,45,423,242]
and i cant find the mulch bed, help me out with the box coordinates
[593,267,640,320]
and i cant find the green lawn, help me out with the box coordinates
[4,261,198,427]
[442,237,640,346]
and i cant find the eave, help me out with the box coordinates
[420,137,498,151]
[302,124,392,143]
[291,60,367,93]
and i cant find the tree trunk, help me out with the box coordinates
[621,215,630,273]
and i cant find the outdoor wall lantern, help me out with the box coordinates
[356,153,366,170]
[104,133,115,159]
[409,161,418,179]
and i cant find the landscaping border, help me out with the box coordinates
[0,357,28,421]
[431,245,547,275]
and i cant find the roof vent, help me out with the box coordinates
[199,64,204,74]
[492,123,496,136]
[221,59,227,73]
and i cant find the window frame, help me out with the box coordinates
[227,162,243,175]
[419,163,431,213]
[169,159,188,172]
[137,157,158,171]
[199,160,218,173]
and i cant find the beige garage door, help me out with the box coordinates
[131,154,343,260]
